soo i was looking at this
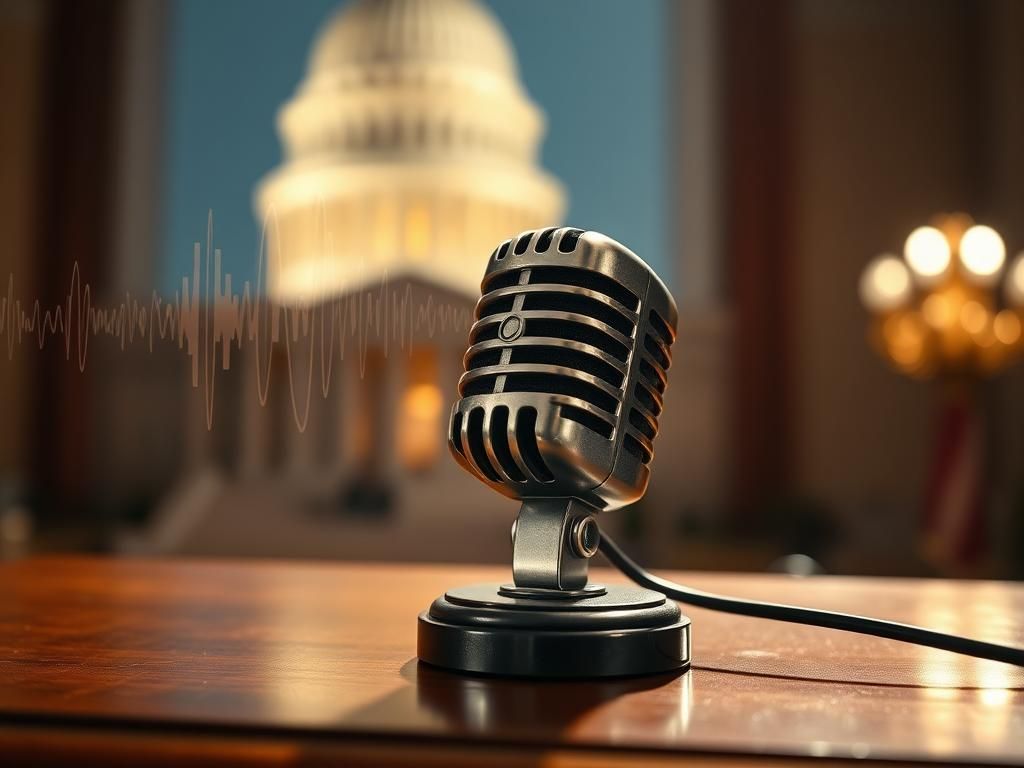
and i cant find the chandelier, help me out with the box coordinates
[860,213,1024,379]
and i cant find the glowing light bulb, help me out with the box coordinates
[959,225,1005,284]
[883,313,927,373]
[1006,253,1024,307]
[398,382,443,471]
[904,226,951,283]
[859,255,912,312]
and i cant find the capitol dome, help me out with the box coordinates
[256,0,565,301]
[308,0,518,81]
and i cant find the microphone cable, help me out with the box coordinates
[598,531,1024,667]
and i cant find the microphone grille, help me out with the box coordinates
[462,228,642,441]
[453,227,677,507]
[625,307,674,464]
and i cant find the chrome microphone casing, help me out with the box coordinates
[417,227,690,679]
[449,227,677,511]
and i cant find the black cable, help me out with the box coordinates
[598,531,1024,667]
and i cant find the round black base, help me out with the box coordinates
[417,582,691,678]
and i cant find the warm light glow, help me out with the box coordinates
[373,199,399,259]
[890,340,923,367]
[922,293,956,329]
[959,225,1005,283]
[994,310,1021,346]
[904,226,951,281]
[1006,253,1024,307]
[980,687,1013,708]
[404,383,442,419]
[275,259,355,302]
[404,204,432,260]
[398,381,443,472]
[397,362,442,473]
[960,301,989,335]
[883,313,927,370]
[859,255,912,312]
[866,215,1020,378]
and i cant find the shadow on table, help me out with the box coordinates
[342,658,691,743]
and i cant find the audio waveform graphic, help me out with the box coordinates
[0,211,474,431]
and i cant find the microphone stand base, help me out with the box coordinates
[417,582,691,678]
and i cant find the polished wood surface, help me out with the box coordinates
[2,557,1023,766]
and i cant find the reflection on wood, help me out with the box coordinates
[1,557,1021,766]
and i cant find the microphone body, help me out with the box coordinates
[449,228,677,591]
[418,228,691,679]
[450,227,677,512]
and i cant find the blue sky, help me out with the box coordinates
[160,0,672,295]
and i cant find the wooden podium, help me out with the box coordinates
[2,557,1022,766]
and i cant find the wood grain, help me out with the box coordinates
[1,557,1022,766]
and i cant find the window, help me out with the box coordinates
[398,346,442,472]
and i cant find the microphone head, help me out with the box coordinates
[449,227,677,511]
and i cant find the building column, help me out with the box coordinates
[283,335,319,483]
[380,346,407,479]
[182,366,216,476]
[237,344,273,478]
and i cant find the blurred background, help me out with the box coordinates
[1,0,1023,578]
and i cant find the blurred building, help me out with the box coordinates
[120,0,569,560]
[4,0,1023,576]
[256,0,564,301]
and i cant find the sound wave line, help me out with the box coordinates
[0,209,474,431]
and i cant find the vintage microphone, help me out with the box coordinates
[418,226,689,678]
[417,227,1024,678]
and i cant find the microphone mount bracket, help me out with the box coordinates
[510,498,598,593]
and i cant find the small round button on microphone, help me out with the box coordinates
[498,314,523,341]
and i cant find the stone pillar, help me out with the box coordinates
[283,335,318,483]
[237,344,273,478]
[338,340,374,483]
[380,345,407,479]
[182,363,215,475]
